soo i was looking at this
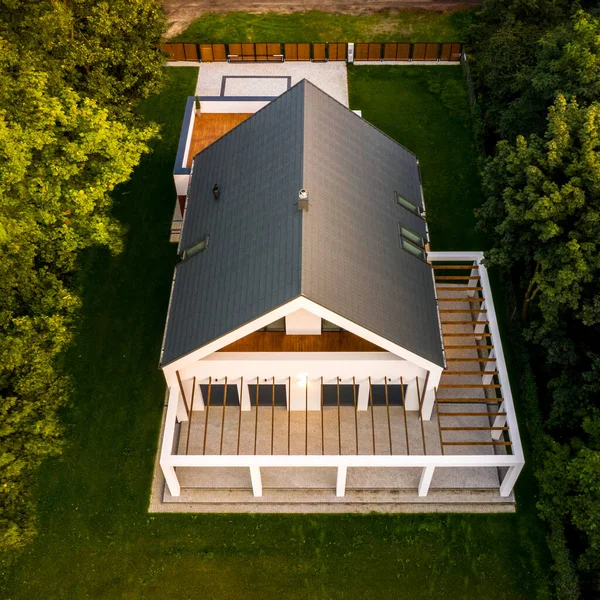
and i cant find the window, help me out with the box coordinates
[322,319,343,332]
[264,317,285,332]
[395,191,420,216]
[182,235,209,260]
[399,224,426,260]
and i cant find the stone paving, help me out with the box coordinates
[195,61,349,107]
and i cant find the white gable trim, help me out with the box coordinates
[162,296,306,375]
[162,295,444,382]
[297,297,443,373]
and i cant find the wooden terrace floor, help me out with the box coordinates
[187,113,252,167]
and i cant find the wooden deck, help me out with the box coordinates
[187,113,252,167]
[219,331,385,353]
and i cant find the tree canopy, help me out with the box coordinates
[478,95,600,345]
[0,1,165,554]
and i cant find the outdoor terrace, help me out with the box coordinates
[185,112,251,168]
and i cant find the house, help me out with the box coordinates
[157,80,524,510]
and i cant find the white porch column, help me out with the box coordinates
[466,261,479,297]
[160,462,181,497]
[499,464,523,497]
[421,368,443,420]
[161,386,181,496]
[250,465,263,497]
[357,382,369,411]
[239,382,251,411]
[418,465,435,497]
[175,390,188,423]
[474,302,487,338]
[492,401,507,440]
[482,349,496,385]
[404,379,419,411]
[336,466,347,497]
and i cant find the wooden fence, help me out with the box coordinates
[159,41,462,63]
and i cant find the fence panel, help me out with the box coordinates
[285,43,310,61]
[368,43,382,60]
[355,43,382,61]
[297,43,311,61]
[199,43,227,62]
[183,43,199,61]
[412,43,426,61]
[383,43,397,61]
[228,42,242,61]
[440,43,452,61]
[397,43,411,61]
[242,43,256,61]
[328,43,347,61]
[449,42,462,61]
[213,44,227,62]
[382,43,411,61]
[354,43,368,60]
[424,43,440,61]
[284,43,297,61]
[199,43,213,62]
[161,43,186,61]
[313,43,326,61]
[268,43,283,61]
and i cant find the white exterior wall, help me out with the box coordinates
[174,173,190,197]
[176,352,426,411]
[285,308,321,335]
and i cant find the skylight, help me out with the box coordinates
[398,224,426,260]
[182,235,209,260]
[395,191,420,216]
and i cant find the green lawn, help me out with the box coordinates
[348,65,485,250]
[2,67,551,599]
[171,10,474,43]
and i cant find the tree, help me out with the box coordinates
[0,44,158,552]
[0,0,166,121]
[501,11,600,139]
[477,95,600,356]
[466,0,581,142]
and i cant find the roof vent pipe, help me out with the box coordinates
[298,189,309,212]
[212,184,220,200]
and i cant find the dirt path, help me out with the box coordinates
[164,1,480,38]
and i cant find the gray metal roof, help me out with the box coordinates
[160,80,444,368]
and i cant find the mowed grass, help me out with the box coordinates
[2,67,550,599]
[348,65,485,250]
[172,10,474,43]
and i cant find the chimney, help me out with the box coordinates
[298,189,309,212]
[212,184,220,200]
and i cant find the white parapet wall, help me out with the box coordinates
[199,98,273,114]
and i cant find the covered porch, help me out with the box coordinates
[155,252,524,510]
